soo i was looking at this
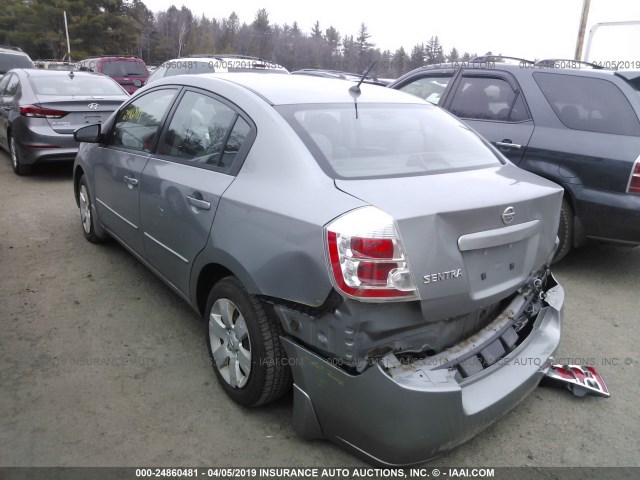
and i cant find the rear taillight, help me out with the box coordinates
[325,206,418,301]
[19,105,68,119]
[628,158,640,194]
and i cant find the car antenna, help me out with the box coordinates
[348,61,377,119]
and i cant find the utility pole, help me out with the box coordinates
[63,11,72,62]
[574,0,591,60]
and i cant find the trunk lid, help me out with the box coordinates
[34,96,125,134]
[335,164,563,320]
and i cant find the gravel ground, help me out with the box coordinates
[0,155,638,468]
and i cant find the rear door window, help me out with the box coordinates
[158,90,253,172]
[533,72,640,136]
[449,76,530,122]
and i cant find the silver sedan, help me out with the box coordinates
[0,68,128,175]
[73,73,564,465]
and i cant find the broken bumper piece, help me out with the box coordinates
[544,364,610,398]
[281,274,564,466]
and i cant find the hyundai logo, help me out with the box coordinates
[502,206,515,224]
[88,103,99,110]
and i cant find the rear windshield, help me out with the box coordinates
[101,60,148,77]
[0,53,34,74]
[29,75,125,96]
[277,103,501,179]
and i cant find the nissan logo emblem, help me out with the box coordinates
[88,103,99,110]
[502,206,515,224]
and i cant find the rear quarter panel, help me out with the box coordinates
[186,77,366,307]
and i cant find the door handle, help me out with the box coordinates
[186,195,211,210]
[496,140,522,149]
[123,175,138,187]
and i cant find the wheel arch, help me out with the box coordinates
[73,165,85,207]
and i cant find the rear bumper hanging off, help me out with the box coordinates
[281,273,564,466]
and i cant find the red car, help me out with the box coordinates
[77,56,149,94]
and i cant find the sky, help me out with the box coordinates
[141,0,640,63]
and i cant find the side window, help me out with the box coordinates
[533,72,640,136]
[449,76,530,122]
[398,74,453,105]
[159,90,246,170]
[4,74,20,96]
[163,61,189,78]
[0,74,12,94]
[110,89,177,152]
[220,117,251,168]
[147,63,168,82]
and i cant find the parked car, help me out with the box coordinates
[77,56,149,94]
[0,69,128,175]
[389,56,640,261]
[72,73,564,465]
[145,55,288,84]
[0,46,34,79]
[292,68,389,85]
[35,60,75,71]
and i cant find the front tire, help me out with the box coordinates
[553,198,573,263]
[206,277,291,407]
[9,134,31,176]
[78,175,103,243]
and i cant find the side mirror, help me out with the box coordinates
[74,124,102,143]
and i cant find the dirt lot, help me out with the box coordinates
[0,154,638,468]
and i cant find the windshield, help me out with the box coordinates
[0,53,34,74]
[30,75,126,96]
[101,60,148,77]
[277,103,502,179]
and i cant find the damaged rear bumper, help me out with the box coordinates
[281,273,563,466]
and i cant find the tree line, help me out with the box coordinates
[0,0,482,78]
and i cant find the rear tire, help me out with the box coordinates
[205,276,291,407]
[9,134,31,176]
[553,198,573,263]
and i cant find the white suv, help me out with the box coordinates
[145,55,288,85]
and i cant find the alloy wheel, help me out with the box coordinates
[209,298,252,388]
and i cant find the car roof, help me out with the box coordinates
[292,69,388,85]
[167,72,428,105]
[15,68,109,79]
[398,60,637,80]
[82,56,143,62]
[163,57,213,63]
[0,48,30,57]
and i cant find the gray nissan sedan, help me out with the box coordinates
[73,73,564,465]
